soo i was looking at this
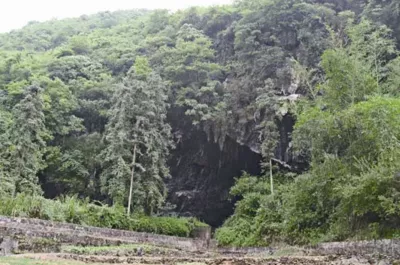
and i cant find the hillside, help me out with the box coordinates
[1,0,400,247]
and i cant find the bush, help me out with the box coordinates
[0,194,207,237]
[215,173,283,247]
[216,149,400,247]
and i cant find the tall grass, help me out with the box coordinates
[0,194,207,237]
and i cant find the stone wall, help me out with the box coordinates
[217,240,400,259]
[217,247,273,255]
[310,239,400,259]
[0,216,208,252]
[0,237,18,256]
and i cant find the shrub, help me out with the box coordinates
[0,194,207,237]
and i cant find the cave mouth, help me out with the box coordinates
[167,129,262,227]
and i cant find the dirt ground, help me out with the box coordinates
[0,253,390,265]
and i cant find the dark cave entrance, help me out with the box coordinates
[167,129,262,227]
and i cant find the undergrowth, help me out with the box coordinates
[0,194,207,237]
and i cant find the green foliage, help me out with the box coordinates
[347,20,397,91]
[69,35,92,55]
[0,194,206,237]
[101,71,173,214]
[385,56,400,95]
[0,10,148,51]
[218,11,400,247]
[363,0,400,44]
[332,148,400,240]
[155,23,223,126]
[319,48,376,109]
[0,85,47,196]
[47,55,106,84]
[132,56,152,79]
[215,172,285,246]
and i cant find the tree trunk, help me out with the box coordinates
[127,144,137,215]
[270,159,274,196]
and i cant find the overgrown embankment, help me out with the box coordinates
[1,215,399,265]
[0,194,208,238]
[0,215,209,253]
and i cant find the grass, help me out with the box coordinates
[62,243,176,255]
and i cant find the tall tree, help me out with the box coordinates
[2,85,47,195]
[101,59,173,214]
[0,107,13,197]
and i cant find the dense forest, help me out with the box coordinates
[1,0,400,246]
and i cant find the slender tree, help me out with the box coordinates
[101,58,173,215]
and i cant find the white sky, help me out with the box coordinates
[0,0,233,33]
